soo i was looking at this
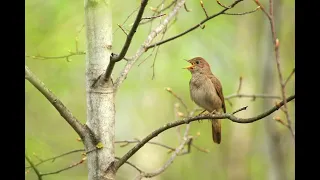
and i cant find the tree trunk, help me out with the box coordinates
[84,0,115,179]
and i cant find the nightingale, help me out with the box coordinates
[184,57,226,144]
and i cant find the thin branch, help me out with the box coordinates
[191,144,209,153]
[114,0,186,91]
[183,2,192,12]
[226,99,233,107]
[137,52,154,66]
[117,24,128,36]
[141,14,166,20]
[225,93,281,100]
[174,103,183,140]
[255,0,295,140]
[32,152,44,162]
[114,95,295,170]
[216,0,232,9]
[25,149,85,168]
[113,5,140,34]
[115,157,142,173]
[25,51,86,62]
[145,0,246,50]
[284,68,295,86]
[223,6,260,15]
[25,66,86,138]
[115,140,175,151]
[139,111,194,178]
[165,87,188,113]
[254,0,272,21]
[103,0,149,83]
[232,106,248,115]
[140,136,192,178]
[237,76,243,94]
[200,1,209,18]
[136,97,199,179]
[273,116,288,127]
[41,157,86,177]
[151,26,168,80]
[139,0,177,25]
[25,154,42,180]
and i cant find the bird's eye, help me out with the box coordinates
[196,61,200,64]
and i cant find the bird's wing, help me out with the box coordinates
[208,74,226,113]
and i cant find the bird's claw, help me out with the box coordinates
[210,110,217,114]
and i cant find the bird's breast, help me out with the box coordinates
[189,75,222,112]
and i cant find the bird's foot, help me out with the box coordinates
[210,110,217,114]
[197,109,206,123]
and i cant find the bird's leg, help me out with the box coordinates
[208,110,218,122]
[210,110,217,114]
[197,109,207,123]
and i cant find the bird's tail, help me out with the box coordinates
[211,119,221,144]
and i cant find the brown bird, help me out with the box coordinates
[184,57,226,144]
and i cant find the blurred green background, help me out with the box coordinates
[25,0,295,180]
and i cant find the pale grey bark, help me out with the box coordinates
[84,0,115,180]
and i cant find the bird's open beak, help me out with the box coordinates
[183,60,194,70]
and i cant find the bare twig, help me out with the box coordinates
[223,6,260,15]
[232,106,248,115]
[113,6,140,34]
[174,103,183,140]
[114,95,295,170]
[254,0,295,140]
[225,93,281,100]
[25,51,86,62]
[165,87,188,112]
[200,1,209,18]
[32,152,43,162]
[254,0,272,20]
[135,91,202,178]
[115,140,175,151]
[167,87,189,141]
[273,116,288,127]
[226,99,233,107]
[145,0,247,50]
[142,14,166,20]
[41,157,86,177]
[104,0,149,82]
[115,157,142,173]
[25,149,85,169]
[139,0,177,25]
[216,0,232,9]
[137,52,154,66]
[139,110,195,178]
[284,68,295,86]
[237,76,243,94]
[183,2,192,12]
[25,154,42,180]
[117,24,128,36]
[139,136,192,178]
[114,0,186,91]
[191,144,209,153]
[25,66,86,138]
[151,26,168,80]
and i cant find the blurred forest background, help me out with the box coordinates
[25,0,295,180]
